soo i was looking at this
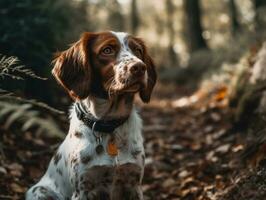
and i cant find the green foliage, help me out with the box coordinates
[0,54,46,81]
[0,55,66,139]
[0,0,89,72]
[0,0,89,102]
[0,95,65,138]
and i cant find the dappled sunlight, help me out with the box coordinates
[1,0,266,199]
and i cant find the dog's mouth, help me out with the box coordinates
[105,78,144,97]
[121,75,145,92]
[123,82,141,93]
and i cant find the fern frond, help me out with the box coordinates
[0,100,65,139]
[0,89,13,96]
[0,95,64,116]
[0,54,46,80]
[0,55,66,139]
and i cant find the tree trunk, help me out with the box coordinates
[255,0,266,10]
[166,0,178,67]
[254,0,266,29]
[229,0,241,36]
[108,0,125,31]
[183,0,208,52]
[131,0,139,34]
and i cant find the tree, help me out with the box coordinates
[131,0,140,34]
[183,0,208,52]
[254,0,266,29]
[166,0,178,67]
[0,0,89,103]
[229,0,241,36]
[108,0,125,31]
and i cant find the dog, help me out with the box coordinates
[26,31,157,200]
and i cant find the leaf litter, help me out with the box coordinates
[0,82,258,200]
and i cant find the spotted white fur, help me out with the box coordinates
[111,31,148,88]
[26,31,146,200]
[26,104,145,199]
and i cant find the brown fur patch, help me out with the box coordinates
[81,154,91,164]
[53,152,62,165]
[129,36,157,103]
[131,150,142,159]
[52,32,103,100]
[113,163,141,185]
[111,163,143,200]
[56,168,63,176]
[74,131,83,138]
[70,157,78,166]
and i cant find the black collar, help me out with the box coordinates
[74,102,129,133]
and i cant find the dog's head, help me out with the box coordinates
[52,31,157,103]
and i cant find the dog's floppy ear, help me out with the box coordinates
[140,53,157,103]
[133,38,157,103]
[52,32,97,100]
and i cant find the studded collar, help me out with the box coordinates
[74,102,129,133]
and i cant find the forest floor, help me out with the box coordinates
[142,83,245,200]
[0,82,264,200]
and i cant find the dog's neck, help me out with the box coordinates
[81,94,135,119]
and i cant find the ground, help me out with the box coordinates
[0,82,262,200]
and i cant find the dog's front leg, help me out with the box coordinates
[111,163,143,200]
[72,165,113,200]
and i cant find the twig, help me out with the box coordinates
[0,195,14,199]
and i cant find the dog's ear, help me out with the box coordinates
[140,53,157,103]
[52,32,97,100]
[133,38,157,103]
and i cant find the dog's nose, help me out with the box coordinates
[129,62,146,76]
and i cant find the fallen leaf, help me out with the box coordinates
[10,183,26,193]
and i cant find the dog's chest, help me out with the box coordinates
[65,109,145,171]
[66,130,143,170]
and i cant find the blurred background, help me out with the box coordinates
[1,0,266,107]
[2,0,266,199]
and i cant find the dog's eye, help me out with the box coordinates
[101,46,114,55]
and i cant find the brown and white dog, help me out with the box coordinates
[26,31,156,200]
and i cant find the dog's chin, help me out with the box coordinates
[105,77,146,97]
[123,83,141,93]
[107,83,141,97]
